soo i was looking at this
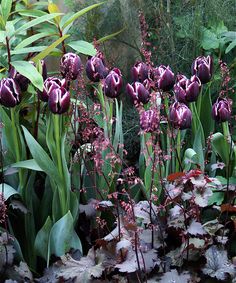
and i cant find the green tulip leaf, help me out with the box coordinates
[67,40,96,56]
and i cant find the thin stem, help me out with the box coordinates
[6,37,11,72]
[176,130,181,172]
[10,108,23,190]
[197,87,203,116]
[58,26,66,54]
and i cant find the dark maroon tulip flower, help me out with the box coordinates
[103,68,123,98]
[126,82,150,104]
[0,78,21,107]
[131,61,149,83]
[169,102,192,130]
[154,65,175,91]
[39,77,66,102]
[174,75,201,103]
[9,68,29,92]
[191,55,213,84]
[140,110,159,132]
[212,97,232,123]
[85,56,108,82]
[48,87,70,114]
[60,52,81,81]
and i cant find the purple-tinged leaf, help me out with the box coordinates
[202,245,235,280]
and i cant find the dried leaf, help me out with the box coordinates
[202,245,235,280]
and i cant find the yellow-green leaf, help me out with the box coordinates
[48,3,61,24]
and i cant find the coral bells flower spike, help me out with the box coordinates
[191,55,213,84]
[85,56,108,82]
[174,75,201,103]
[154,65,175,91]
[0,78,21,107]
[212,97,232,123]
[60,52,81,81]
[169,102,192,130]
[131,61,149,83]
[39,77,66,102]
[140,110,159,132]
[126,82,150,104]
[103,68,123,98]
[48,87,70,114]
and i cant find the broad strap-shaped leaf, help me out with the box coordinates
[11,159,43,171]
[34,216,52,263]
[211,132,230,165]
[22,126,61,184]
[13,13,63,36]
[11,61,43,91]
[49,211,75,257]
[31,34,69,62]
[67,40,96,56]
[62,2,105,29]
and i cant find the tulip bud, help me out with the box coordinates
[86,56,108,82]
[154,65,175,91]
[0,78,21,107]
[60,52,81,80]
[126,82,150,104]
[169,102,192,130]
[212,97,232,123]
[191,56,213,84]
[174,75,201,103]
[140,110,159,132]
[9,68,29,92]
[103,68,123,98]
[48,87,70,114]
[131,61,149,83]
[39,77,66,102]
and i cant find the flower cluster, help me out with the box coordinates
[85,54,123,99]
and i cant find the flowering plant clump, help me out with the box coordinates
[0,2,236,283]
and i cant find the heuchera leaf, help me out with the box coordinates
[202,246,235,280]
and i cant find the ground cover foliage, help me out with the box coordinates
[1,0,236,282]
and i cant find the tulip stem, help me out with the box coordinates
[197,87,203,116]
[176,130,181,172]
[222,121,231,144]
[54,114,66,214]
[10,108,23,190]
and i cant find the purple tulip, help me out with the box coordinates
[212,97,232,123]
[9,68,29,92]
[39,77,66,102]
[191,56,213,84]
[126,82,150,104]
[60,52,81,80]
[86,56,108,82]
[154,65,175,91]
[48,87,70,114]
[103,68,123,98]
[131,61,149,83]
[169,102,192,130]
[174,75,201,103]
[0,78,21,107]
[140,110,159,132]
